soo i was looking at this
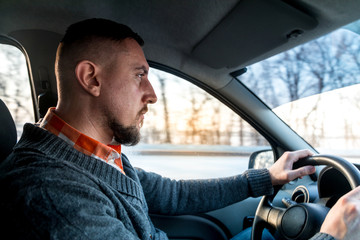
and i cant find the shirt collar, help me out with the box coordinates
[40,107,125,174]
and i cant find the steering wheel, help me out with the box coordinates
[251,155,360,240]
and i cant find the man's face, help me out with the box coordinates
[99,38,157,145]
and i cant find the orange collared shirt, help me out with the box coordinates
[40,108,125,175]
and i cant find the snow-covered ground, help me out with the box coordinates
[129,155,250,180]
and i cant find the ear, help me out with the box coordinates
[75,60,101,97]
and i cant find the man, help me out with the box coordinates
[0,18,355,239]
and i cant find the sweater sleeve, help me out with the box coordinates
[136,168,273,215]
[309,233,336,240]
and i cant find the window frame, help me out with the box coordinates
[0,35,39,121]
[147,61,277,154]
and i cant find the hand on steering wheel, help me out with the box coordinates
[251,155,360,240]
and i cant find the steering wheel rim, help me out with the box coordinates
[251,154,360,240]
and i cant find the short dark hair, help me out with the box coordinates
[60,18,144,46]
[55,18,144,89]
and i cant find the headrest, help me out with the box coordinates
[0,99,17,161]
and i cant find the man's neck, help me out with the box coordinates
[54,106,113,145]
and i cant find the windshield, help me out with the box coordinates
[239,19,360,161]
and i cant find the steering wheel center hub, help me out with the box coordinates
[281,206,306,238]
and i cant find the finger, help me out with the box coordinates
[343,186,360,199]
[291,149,315,163]
[288,165,316,181]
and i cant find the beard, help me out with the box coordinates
[104,106,147,146]
[110,121,141,146]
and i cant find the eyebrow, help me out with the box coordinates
[135,66,148,74]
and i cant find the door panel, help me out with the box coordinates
[151,197,261,239]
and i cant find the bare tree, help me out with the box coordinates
[158,76,172,143]
[186,88,212,144]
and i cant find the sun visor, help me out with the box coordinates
[192,0,317,69]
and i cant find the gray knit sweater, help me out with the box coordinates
[0,123,329,239]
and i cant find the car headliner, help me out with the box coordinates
[1,0,359,92]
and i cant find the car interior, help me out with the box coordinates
[1,0,360,239]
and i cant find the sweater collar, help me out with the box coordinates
[14,123,144,202]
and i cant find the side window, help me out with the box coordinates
[123,68,270,179]
[0,43,34,137]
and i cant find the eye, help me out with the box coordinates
[136,73,145,80]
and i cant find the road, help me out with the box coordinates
[125,153,360,180]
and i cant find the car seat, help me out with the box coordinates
[0,99,17,162]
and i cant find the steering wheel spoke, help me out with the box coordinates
[251,197,286,238]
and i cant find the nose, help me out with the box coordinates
[142,78,158,104]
